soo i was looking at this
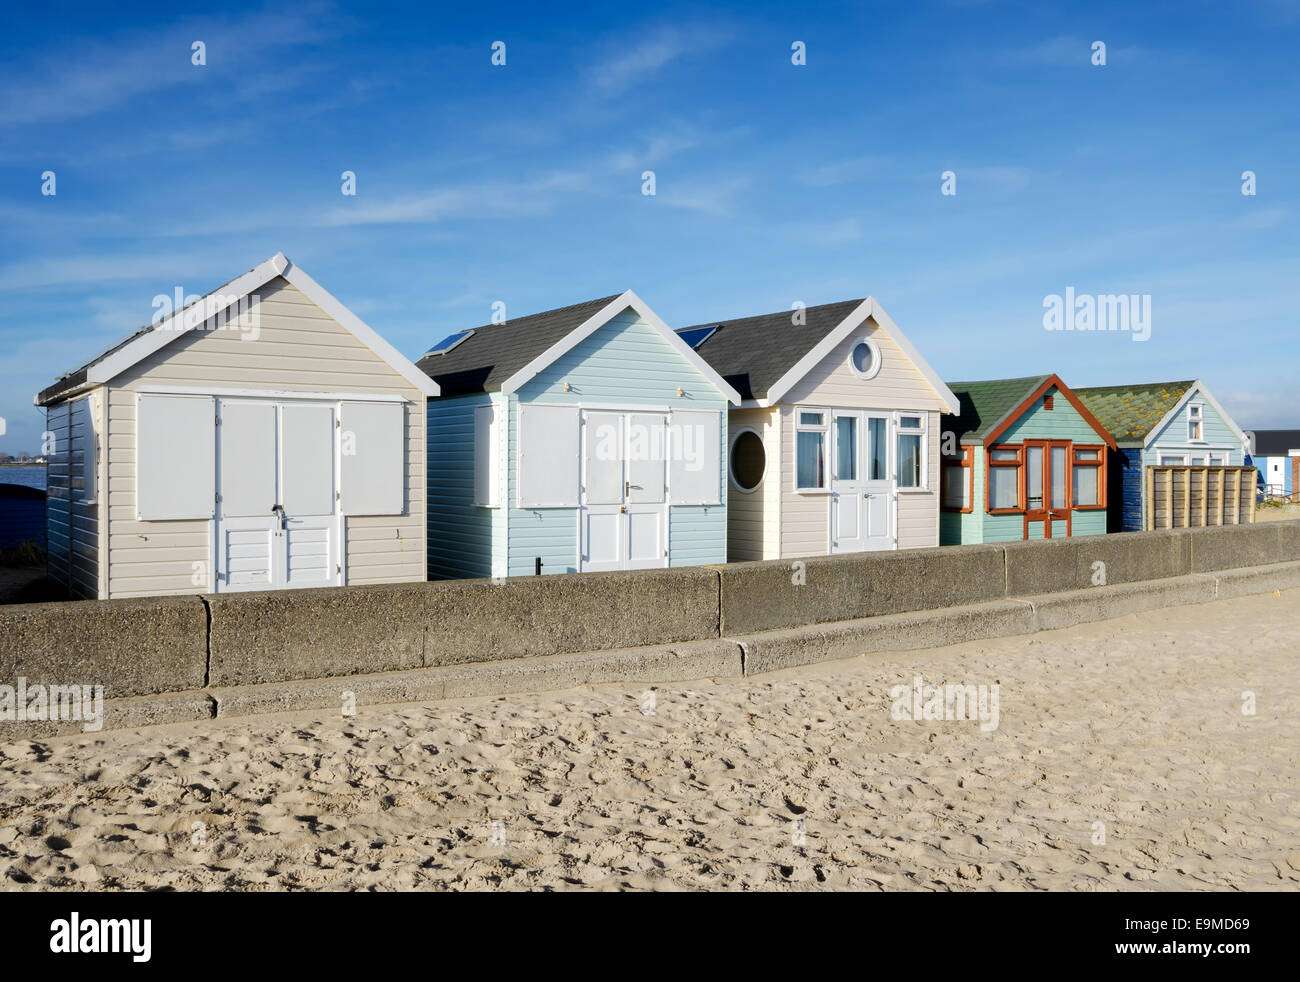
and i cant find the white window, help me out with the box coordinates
[795,408,828,490]
[848,338,882,380]
[473,404,501,507]
[1187,403,1204,442]
[896,413,925,489]
[1159,453,1187,466]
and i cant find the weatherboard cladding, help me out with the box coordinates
[676,299,865,401]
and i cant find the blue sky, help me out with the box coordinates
[1,0,1297,453]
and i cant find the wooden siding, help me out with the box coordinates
[779,317,949,556]
[1139,385,1247,529]
[43,395,102,598]
[427,392,502,580]
[509,307,730,574]
[105,276,425,598]
[726,406,780,561]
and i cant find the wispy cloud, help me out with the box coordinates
[0,4,342,126]
[586,25,732,96]
[797,154,883,188]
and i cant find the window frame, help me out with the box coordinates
[941,444,974,513]
[794,406,830,493]
[728,426,767,494]
[848,336,883,381]
[1187,402,1205,443]
[985,443,1025,514]
[1069,443,1107,510]
[895,412,927,491]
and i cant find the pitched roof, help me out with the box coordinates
[36,253,440,406]
[416,291,742,404]
[36,259,271,406]
[1073,380,1196,446]
[945,376,1052,443]
[416,294,622,397]
[1249,429,1300,456]
[676,300,867,401]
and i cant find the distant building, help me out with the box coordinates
[1246,429,1300,501]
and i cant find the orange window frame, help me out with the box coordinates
[1070,443,1107,510]
[985,443,1025,514]
[941,445,974,513]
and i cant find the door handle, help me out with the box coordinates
[271,504,287,531]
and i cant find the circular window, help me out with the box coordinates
[730,429,766,492]
[849,338,881,380]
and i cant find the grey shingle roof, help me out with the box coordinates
[1250,429,1300,456]
[416,294,623,397]
[677,300,866,401]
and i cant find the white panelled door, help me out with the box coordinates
[579,410,669,572]
[215,399,340,592]
[830,410,895,553]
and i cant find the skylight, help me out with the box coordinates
[424,329,474,357]
[677,325,718,349]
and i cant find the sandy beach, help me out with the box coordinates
[1,588,1298,891]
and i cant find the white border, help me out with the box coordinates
[848,336,883,381]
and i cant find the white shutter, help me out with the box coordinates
[518,404,580,507]
[218,400,276,517]
[282,404,336,516]
[627,412,666,504]
[473,404,500,507]
[340,401,404,515]
[669,410,721,505]
[137,393,215,520]
[583,411,624,505]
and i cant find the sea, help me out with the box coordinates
[0,466,46,491]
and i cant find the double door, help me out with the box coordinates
[830,410,895,552]
[579,410,668,571]
[1023,440,1071,538]
[215,399,340,591]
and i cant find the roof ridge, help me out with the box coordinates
[678,297,867,333]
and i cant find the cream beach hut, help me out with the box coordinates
[36,253,438,599]
[678,298,959,559]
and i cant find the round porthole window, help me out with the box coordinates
[730,429,766,492]
[849,338,882,380]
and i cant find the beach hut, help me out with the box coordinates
[34,253,438,600]
[1075,380,1251,530]
[418,291,741,578]
[678,298,959,559]
[1245,429,1300,501]
[940,375,1117,544]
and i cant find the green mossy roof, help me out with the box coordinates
[1074,380,1195,445]
[945,376,1052,443]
